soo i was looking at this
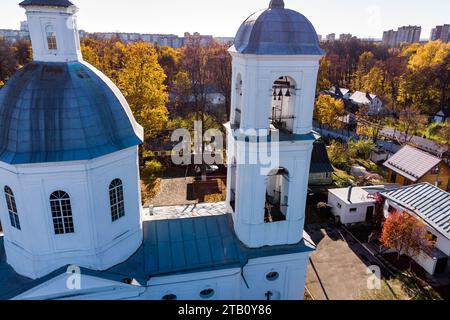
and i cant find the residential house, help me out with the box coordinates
[190,85,226,108]
[329,86,352,100]
[309,140,334,186]
[328,185,398,224]
[434,108,450,123]
[379,128,449,160]
[370,145,390,163]
[383,145,450,191]
[349,91,385,115]
[381,183,450,275]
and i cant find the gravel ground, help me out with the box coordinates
[147,177,198,206]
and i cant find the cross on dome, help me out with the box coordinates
[269,0,285,9]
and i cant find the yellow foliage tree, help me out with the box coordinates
[315,94,345,129]
[117,42,169,140]
[317,57,332,92]
[408,41,450,71]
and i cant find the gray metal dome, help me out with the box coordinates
[233,0,324,55]
[0,62,143,165]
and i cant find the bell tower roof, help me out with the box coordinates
[232,0,324,55]
[19,0,74,8]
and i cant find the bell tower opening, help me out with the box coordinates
[270,76,296,134]
[265,168,289,223]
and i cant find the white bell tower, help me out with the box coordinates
[20,0,82,62]
[226,0,324,248]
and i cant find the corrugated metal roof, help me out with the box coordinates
[380,128,449,156]
[0,61,143,165]
[232,2,324,55]
[109,213,313,281]
[383,146,442,182]
[19,0,74,7]
[0,210,314,298]
[381,183,450,240]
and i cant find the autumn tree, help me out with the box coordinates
[81,36,126,83]
[117,42,169,141]
[398,41,450,113]
[351,51,376,90]
[356,105,386,141]
[348,139,376,160]
[0,39,18,87]
[381,211,433,261]
[171,70,192,113]
[396,108,428,142]
[206,41,232,120]
[315,94,345,129]
[12,39,32,66]
[155,44,181,91]
[317,57,332,92]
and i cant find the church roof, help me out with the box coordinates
[0,204,314,298]
[19,0,74,7]
[232,0,324,55]
[0,61,143,165]
[109,211,313,283]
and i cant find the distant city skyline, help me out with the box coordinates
[1,0,449,39]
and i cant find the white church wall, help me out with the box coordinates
[230,136,314,248]
[145,268,241,300]
[0,147,142,279]
[240,252,310,300]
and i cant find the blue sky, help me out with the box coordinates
[1,0,449,39]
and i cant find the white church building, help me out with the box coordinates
[0,0,324,300]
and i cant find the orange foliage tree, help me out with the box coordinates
[380,211,434,261]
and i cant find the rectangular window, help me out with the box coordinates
[337,203,342,209]
[350,208,357,212]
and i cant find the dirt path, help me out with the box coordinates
[305,226,372,300]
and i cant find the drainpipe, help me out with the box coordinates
[347,185,354,204]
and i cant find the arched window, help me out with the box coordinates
[109,179,125,222]
[270,76,296,134]
[50,191,74,235]
[4,186,20,230]
[45,25,57,50]
[265,168,289,223]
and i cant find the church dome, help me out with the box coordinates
[233,0,324,55]
[0,61,143,165]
